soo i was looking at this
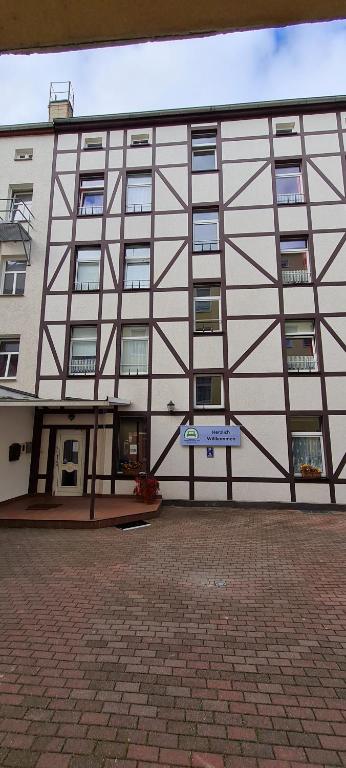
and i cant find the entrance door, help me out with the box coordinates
[54,430,85,496]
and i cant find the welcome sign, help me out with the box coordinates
[180,425,241,447]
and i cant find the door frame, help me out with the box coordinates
[53,429,86,496]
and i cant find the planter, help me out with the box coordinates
[133,475,160,504]
[301,473,321,480]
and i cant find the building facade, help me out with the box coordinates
[1,95,346,505]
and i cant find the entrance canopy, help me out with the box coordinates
[0,385,130,408]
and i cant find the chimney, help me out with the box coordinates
[49,81,74,121]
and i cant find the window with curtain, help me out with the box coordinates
[117,418,147,473]
[275,163,304,204]
[290,416,324,474]
[126,173,152,213]
[121,326,149,375]
[69,326,97,375]
[75,248,101,291]
[124,245,150,289]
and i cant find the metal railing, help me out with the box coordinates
[287,355,317,371]
[277,193,304,205]
[123,279,150,290]
[69,356,96,375]
[74,281,100,292]
[126,203,151,213]
[0,199,33,263]
[193,240,220,252]
[120,364,148,375]
[78,205,103,216]
[195,319,220,332]
[282,269,310,284]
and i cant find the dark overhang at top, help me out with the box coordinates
[1,95,346,138]
[0,0,345,55]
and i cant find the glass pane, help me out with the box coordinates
[276,165,301,176]
[126,183,151,208]
[8,354,18,377]
[3,274,14,295]
[72,327,97,340]
[118,419,147,473]
[128,174,151,186]
[193,210,218,222]
[292,436,323,473]
[192,133,216,147]
[194,285,220,298]
[0,356,7,376]
[63,439,79,464]
[280,239,307,251]
[61,470,78,486]
[80,192,103,212]
[0,340,19,353]
[286,337,313,356]
[192,151,216,171]
[72,340,96,357]
[76,262,100,287]
[122,326,148,338]
[76,249,101,262]
[6,260,26,272]
[285,321,314,334]
[193,221,218,250]
[196,376,221,405]
[15,273,26,295]
[125,261,150,288]
[290,417,321,432]
[121,339,148,373]
[80,177,104,188]
[195,298,220,331]
[276,176,301,195]
[125,245,150,260]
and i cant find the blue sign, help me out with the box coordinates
[207,447,214,458]
[180,425,241,447]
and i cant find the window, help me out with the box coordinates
[275,122,296,136]
[118,418,147,474]
[285,320,316,371]
[2,260,27,295]
[121,326,149,375]
[280,238,310,284]
[290,416,325,475]
[69,327,97,375]
[194,285,221,332]
[14,148,33,161]
[78,176,104,216]
[193,209,219,252]
[195,375,222,407]
[75,248,100,291]
[124,245,150,289]
[10,189,33,222]
[192,131,217,171]
[131,133,149,146]
[0,338,19,378]
[126,173,152,213]
[275,163,304,204]
[84,137,103,150]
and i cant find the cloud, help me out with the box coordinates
[0,20,345,124]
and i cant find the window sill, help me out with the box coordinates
[77,213,103,219]
[194,331,223,336]
[67,374,96,378]
[129,144,152,148]
[83,146,104,151]
[72,290,100,294]
[288,370,319,375]
[294,475,327,481]
[191,169,219,175]
[277,202,305,207]
[0,377,17,381]
[122,287,150,293]
[119,374,148,378]
[194,405,224,409]
[192,249,221,255]
[0,294,25,298]
[125,210,152,216]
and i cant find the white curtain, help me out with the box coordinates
[292,436,323,473]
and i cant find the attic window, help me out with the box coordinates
[275,122,296,136]
[131,133,150,146]
[14,148,33,161]
[84,137,103,150]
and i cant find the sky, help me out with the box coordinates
[1,19,346,125]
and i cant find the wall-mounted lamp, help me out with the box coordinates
[68,413,75,421]
[167,400,175,413]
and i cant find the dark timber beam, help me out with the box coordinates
[89,407,99,521]
[0,0,345,55]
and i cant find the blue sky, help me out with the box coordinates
[1,20,346,124]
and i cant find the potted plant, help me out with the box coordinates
[300,463,322,479]
[134,472,160,503]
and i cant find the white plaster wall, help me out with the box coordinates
[156,125,187,143]
[151,378,189,412]
[289,377,322,411]
[0,407,33,502]
[117,378,148,410]
[311,204,346,231]
[75,217,102,242]
[326,378,346,410]
[124,215,151,240]
[192,253,221,280]
[230,377,285,410]
[70,293,99,322]
[195,482,228,501]
[226,287,279,316]
[224,208,274,235]
[155,213,188,239]
[318,286,346,314]
[192,174,219,204]
[64,379,95,399]
[193,335,224,369]
[232,482,291,503]
[295,484,331,504]
[153,291,188,318]
[56,153,77,173]
[156,145,188,166]
[109,149,124,168]
[273,136,302,156]
[303,112,337,132]
[305,134,339,155]
[79,150,106,171]
[278,206,308,232]
[109,130,124,147]
[222,139,270,161]
[126,147,153,167]
[57,134,78,151]
[283,287,315,315]
[221,118,269,138]
[121,292,150,319]
[159,480,189,500]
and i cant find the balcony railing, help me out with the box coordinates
[78,205,103,216]
[287,355,316,371]
[69,356,96,375]
[0,198,33,263]
[193,240,220,252]
[277,193,304,205]
[74,281,100,292]
[282,269,310,284]
[123,279,150,290]
[126,203,151,213]
[195,319,220,332]
[120,364,148,375]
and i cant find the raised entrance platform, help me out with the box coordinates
[0,495,162,529]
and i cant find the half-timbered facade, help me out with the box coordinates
[2,94,346,506]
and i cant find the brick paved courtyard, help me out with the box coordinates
[0,506,346,768]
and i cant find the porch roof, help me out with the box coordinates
[0,386,130,408]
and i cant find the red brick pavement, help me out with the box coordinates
[0,506,345,767]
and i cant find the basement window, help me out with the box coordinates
[14,148,33,161]
[84,137,103,150]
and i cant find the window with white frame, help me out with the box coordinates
[10,189,33,222]
[124,245,150,289]
[126,173,152,213]
[84,137,103,150]
[290,416,325,475]
[121,326,149,375]
[69,327,97,375]
[193,209,219,252]
[285,320,316,371]
[280,237,310,284]
[275,163,304,204]
[78,176,104,216]
[0,338,19,378]
[192,131,217,171]
[194,285,221,332]
[195,375,223,407]
[75,248,100,291]
[131,133,150,146]
[14,148,33,161]
[2,260,27,295]
[275,122,296,136]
